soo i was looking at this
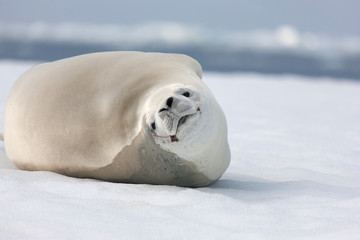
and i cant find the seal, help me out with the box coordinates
[3,51,230,187]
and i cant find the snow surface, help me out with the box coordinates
[0,60,360,239]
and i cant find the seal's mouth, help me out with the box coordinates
[153,107,201,143]
[169,107,200,142]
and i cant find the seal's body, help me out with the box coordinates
[4,52,230,187]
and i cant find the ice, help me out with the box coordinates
[0,61,360,239]
[1,22,360,53]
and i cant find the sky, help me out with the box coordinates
[0,0,360,37]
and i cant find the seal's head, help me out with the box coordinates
[144,81,230,182]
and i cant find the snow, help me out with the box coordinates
[1,60,360,239]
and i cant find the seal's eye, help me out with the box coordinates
[159,108,167,113]
[182,91,190,97]
[151,122,156,130]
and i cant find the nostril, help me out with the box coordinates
[166,97,173,108]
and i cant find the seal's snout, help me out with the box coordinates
[153,94,200,140]
[164,96,193,114]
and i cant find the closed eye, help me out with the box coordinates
[159,108,167,113]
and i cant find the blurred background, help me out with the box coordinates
[0,0,359,79]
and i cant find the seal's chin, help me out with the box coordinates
[170,107,201,142]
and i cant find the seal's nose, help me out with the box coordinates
[166,97,174,108]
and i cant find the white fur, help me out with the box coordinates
[4,51,230,181]
[145,82,230,180]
